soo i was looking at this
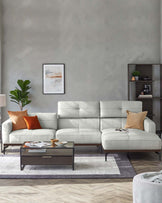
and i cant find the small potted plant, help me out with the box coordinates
[132,71,140,81]
[9,80,31,111]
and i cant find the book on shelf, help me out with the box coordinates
[138,94,152,98]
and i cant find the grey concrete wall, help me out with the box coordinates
[0,0,1,92]
[1,0,161,120]
[161,0,162,62]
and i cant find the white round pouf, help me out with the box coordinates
[133,171,162,203]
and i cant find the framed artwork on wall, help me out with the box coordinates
[42,63,65,94]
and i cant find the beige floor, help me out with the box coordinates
[0,147,161,203]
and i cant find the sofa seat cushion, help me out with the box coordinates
[102,128,161,150]
[9,129,56,144]
[56,128,101,144]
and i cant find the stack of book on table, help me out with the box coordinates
[24,141,51,153]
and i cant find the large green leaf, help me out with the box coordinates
[17,80,24,90]
[22,100,31,107]
[9,90,21,101]
[23,80,31,86]
[17,80,31,92]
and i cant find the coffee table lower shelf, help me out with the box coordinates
[20,155,74,170]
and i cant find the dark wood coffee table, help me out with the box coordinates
[20,141,74,170]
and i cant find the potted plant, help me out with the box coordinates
[132,71,140,80]
[9,80,31,111]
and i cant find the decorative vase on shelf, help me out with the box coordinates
[135,76,139,80]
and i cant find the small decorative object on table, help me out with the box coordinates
[50,139,59,147]
[55,141,68,147]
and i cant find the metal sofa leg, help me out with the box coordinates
[97,145,103,153]
[155,151,162,161]
[127,152,131,160]
[1,139,3,154]
[2,148,5,155]
[1,142,3,154]
[1,146,5,155]
[2,144,8,155]
[1,147,5,154]
[158,151,161,161]
[101,146,103,153]
[105,153,108,161]
[1,142,5,154]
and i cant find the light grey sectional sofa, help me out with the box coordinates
[1,101,162,159]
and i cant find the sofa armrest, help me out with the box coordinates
[144,117,156,133]
[2,119,13,144]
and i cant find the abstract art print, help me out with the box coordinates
[43,63,65,94]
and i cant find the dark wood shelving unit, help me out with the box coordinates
[128,64,162,131]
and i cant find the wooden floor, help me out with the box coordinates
[0,147,161,203]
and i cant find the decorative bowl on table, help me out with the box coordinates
[55,141,67,147]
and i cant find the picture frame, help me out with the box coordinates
[42,63,65,94]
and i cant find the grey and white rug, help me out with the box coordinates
[0,154,136,179]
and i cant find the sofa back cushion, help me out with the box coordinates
[100,101,142,130]
[28,113,57,129]
[100,101,142,118]
[59,118,99,129]
[58,101,99,118]
[58,101,142,130]
[58,101,99,129]
[100,118,127,130]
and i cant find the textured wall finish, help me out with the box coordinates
[161,0,162,62]
[1,0,160,119]
[0,0,1,91]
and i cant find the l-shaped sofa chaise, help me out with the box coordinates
[2,101,162,160]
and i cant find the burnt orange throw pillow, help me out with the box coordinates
[24,116,42,130]
[8,110,28,131]
[125,110,147,130]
